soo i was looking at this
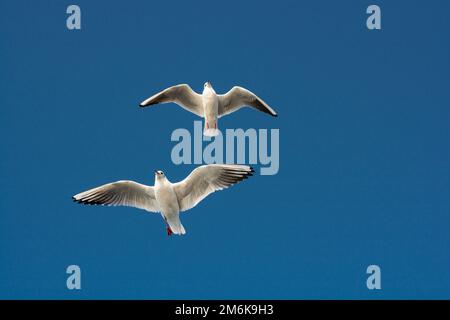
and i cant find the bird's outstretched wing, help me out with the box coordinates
[73,180,159,213]
[218,86,277,117]
[173,164,254,212]
[139,84,203,117]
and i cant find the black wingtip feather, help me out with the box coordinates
[73,196,95,206]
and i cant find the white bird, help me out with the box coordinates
[139,82,278,136]
[72,164,254,236]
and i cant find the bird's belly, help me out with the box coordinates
[155,188,180,217]
[203,96,218,121]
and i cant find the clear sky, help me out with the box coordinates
[1,0,450,299]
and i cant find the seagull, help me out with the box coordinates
[139,82,278,136]
[72,164,254,236]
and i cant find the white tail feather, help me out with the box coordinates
[167,218,186,235]
[204,128,220,137]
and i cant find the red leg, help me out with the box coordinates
[166,226,173,236]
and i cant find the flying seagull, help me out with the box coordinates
[72,164,254,236]
[139,82,278,136]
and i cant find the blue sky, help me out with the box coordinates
[1,0,450,299]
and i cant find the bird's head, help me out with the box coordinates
[203,81,215,94]
[154,170,166,182]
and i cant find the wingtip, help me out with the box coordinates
[246,166,255,177]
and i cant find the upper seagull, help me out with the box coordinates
[139,82,278,136]
[73,164,254,236]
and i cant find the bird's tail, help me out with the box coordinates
[204,128,220,137]
[167,218,186,235]
[204,119,220,136]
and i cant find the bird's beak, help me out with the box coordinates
[154,170,157,174]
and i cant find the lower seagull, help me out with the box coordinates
[72,164,254,236]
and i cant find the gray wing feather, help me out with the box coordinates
[218,86,277,117]
[173,164,254,212]
[73,180,159,213]
[139,84,203,117]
